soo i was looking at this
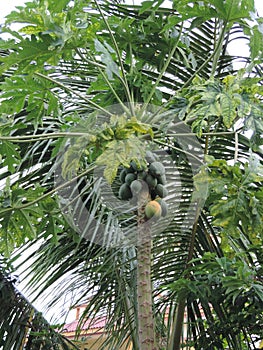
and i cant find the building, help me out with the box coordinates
[61,304,132,350]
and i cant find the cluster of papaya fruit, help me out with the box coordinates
[118,151,168,220]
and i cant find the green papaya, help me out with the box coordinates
[130,179,143,194]
[126,166,136,174]
[130,160,143,172]
[155,197,168,217]
[155,184,168,198]
[119,183,132,200]
[137,170,147,181]
[149,161,165,177]
[145,150,157,164]
[157,174,167,185]
[145,174,158,188]
[145,200,162,219]
[119,168,127,183]
[125,173,137,185]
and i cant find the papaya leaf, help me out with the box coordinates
[94,39,120,80]
[0,141,20,173]
[219,92,239,128]
[0,206,42,257]
[139,0,165,14]
[250,24,263,59]
[205,157,263,242]
[61,135,96,180]
[96,136,146,183]
[0,35,60,74]
[47,0,71,13]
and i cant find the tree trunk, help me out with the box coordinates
[136,202,158,350]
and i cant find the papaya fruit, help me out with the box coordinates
[155,184,168,198]
[145,150,157,164]
[119,168,127,183]
[149,161,165,177]
[125,173,137,185]
[130,179,143,194]
[145,174,158,188]
[130,160,145,172]
[137,170,147,181]
[145,200,162,219]
[119,183,132,200]
[130,180,150,202]
[126,166,136,174]
[157,174,167,185]
[155,197,168,217]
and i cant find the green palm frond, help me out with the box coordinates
[0,263,78,350]
[0,1,262,349]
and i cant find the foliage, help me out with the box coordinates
[0,260,77,350]
[0,0,262,349]
[168,253,263,349]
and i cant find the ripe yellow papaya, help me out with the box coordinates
[145,200,162,219]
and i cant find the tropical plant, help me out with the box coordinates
[0,257,78,350]
[0,0,263,349]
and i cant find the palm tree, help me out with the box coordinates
[0,0,262,349]
[0,259,77,349]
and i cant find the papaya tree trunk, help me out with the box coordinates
[137,202,158,350]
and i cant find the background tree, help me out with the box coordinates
[0,0,263,349]
[0,257,78,349]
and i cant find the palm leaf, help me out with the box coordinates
[0,264,78,350]
[0,1,262,349]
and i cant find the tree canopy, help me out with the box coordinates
[0,0,263,349]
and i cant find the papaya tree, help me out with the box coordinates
[0,0,263,349]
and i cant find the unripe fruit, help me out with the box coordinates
[119,168,127,183]
[155,184,168,198]
[155,197,168,217]
[149,161,165,177]
[126,166,136,174]
[125,173,137,185]
[130,160,145,172]
[130,180,149,202]
[119,183,132,200]
[145,150,157,164]
[145,200,162,219]
[157,174,167,185]
[137,170,147,181]
[145,174,158,188]
[130,179,143,194]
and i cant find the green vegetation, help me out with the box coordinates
[0,0,262,349]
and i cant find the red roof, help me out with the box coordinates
[62,317,107,333]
